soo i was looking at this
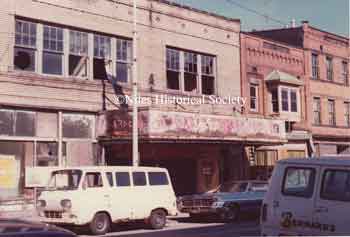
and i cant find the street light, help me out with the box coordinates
[132,0,139,167]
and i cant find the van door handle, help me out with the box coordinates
[315,206,328,213]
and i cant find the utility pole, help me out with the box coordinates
[132,0,139,167]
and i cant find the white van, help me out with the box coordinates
[261,157,350,236]
[36,166,178,235]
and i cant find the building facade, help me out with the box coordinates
[251,22,350,157]
[0,0,287,207]
[240,32,309,179]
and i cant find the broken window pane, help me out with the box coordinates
[167,71,180,90]
[0,110,14,136]
[69,30,88,77]
[202,75,214,95]
[42,52,63,75]
[184,72,197,92]
[63,114,94,139]
[14,47,35,71]
[15,111,35,137]
[36,142,58,166]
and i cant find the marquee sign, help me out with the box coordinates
[97,109,286,142]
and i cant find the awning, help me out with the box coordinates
[266,70,304,86]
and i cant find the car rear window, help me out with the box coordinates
[148,172,169,186]
[282,167,315,198]
[115,172,130,187]
[132,172,147,186]
[321,169,350,202]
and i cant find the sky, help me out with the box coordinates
[172,0,349,37]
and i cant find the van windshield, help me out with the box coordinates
[47,170,82,191]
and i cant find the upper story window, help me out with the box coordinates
[344,102,350,127]
[93,34,111,80]
[14,20,37,71]
[184,51,198,93]
[116,38,132,83]
[328,99,336,126]
[290,90,298,112]
[166,48,180,90]
[166,47,216,95]
[311,53,319,79]
[281,89,289,112]
[250,84,258,112]
[326,56,333,81]
[313,97,321,125]
[69,30,88,77]
[342,61,349,85]
[271,88,279,113]
[43,25,64,75]
[201,55,215,95]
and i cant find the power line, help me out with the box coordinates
[225,0,287,26]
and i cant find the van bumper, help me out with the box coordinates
[38,211,88,226]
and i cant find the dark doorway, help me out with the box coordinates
[141,159,197,196]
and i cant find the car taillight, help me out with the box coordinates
[261,203,268,222]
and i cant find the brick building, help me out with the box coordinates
[0,0,287,208]
[251,21,350,156]
[240,32,309,179]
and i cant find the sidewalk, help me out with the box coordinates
[0,201,39,221]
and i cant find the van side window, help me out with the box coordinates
[106,172,113,186]
[282,167,315,198]
[132,172,146,186]
[115,172,130,187]
[85,172,103,188]
[149,172,169,186]
[321,169,350,202]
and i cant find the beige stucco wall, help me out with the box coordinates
[0,0,241,113]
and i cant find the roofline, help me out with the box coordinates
[153,0,241,23]
[308,26,349,42]
[241,31,304,50]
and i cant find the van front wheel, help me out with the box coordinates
[149,209,167,229]
[89,212,111,235]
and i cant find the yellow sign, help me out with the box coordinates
[0,155,17,189]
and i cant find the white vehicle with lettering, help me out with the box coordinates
[37,166,177,235]
[261,157,350,236]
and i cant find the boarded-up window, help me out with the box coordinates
[0,110,35,137]
[62,114,94,139]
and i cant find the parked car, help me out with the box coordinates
[37,166,177,235]
[261,157,350,236]
[0,219,76,236]
[177,180,268,221]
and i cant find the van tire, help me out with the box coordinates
[89,212,111,235]
[221,204,239,222]
[149,209,167,229]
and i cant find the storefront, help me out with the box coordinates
[0,108,99,202]
[97,109,287,195]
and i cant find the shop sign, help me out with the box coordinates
[0,155,17,189]
[97,109,286,141]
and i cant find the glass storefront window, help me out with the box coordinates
[62,113,94,139]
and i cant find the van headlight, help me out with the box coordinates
[60,199,72,210]
[37,200,46,208]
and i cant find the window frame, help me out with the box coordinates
[311,53,319,79]
[249,83,259,112]
[313,97,321,125]
[326,56,333,81]
[14,19,37,72]
[345,102,350,127]
[165,47,216,95]
[132,171,147,186]
[282,167,316,198]
[115,172,131,187]
[84,172,104,188]
[69,30,89,78]
[148,172,169,186]
[342,61,349,85]
[116,38,132,84]
[42,25,64,76]
[328,99,336,126]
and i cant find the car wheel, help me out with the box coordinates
[222,204,239,222]
[149,209,167,229]
[89,212,111,235]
